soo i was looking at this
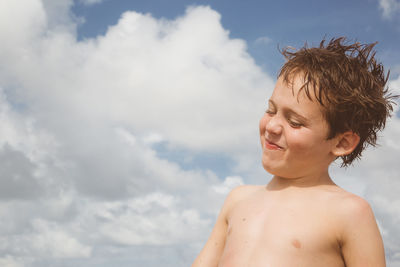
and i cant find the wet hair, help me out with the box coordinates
[279,37,398,167]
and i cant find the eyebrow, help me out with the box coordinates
[268,99,310,124]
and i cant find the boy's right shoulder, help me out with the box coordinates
[223,185,263,210]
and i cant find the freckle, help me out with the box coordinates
[292,239,301,249]
[242,218,246,222]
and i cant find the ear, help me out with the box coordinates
[332,131,360,157]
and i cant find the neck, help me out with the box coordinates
[266,170,336,191]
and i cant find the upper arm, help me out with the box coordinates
[191,185,249,267]
[340,197,386,267]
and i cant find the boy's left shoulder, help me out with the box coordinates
[328,189,380,240]
[323,188,374,221]
[327,190,386,265]
[319,187,376,228]
[334,190,375,220]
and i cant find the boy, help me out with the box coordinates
[192,37,397,267]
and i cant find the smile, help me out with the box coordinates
[264,139,283,150]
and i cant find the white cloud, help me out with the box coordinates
[0,0,399,266]
[30,219,92,258]
[79,0,104,6]
[255,36,272,45]
[0,1,271,265]
[0,88,59,200]
[213,176,244,194]
[93,193,211,245]
[388,73,400,99]
[0,256,24,267]
[378,0,400,19]
[142,132,165,145]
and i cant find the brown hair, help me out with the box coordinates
[279,37,398,167]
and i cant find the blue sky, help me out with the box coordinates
[0,0,400,266]
[72,0,400,73]
[69,0,400,177]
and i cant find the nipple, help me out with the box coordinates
[291,239,301,249]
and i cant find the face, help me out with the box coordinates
[259,75,338,179]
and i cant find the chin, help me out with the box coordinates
[261,158,278,175]
[261,158,294,178]
[263,165,282,177]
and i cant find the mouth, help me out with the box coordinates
[264,138,283,150]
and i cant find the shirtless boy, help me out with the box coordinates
[192,37,397,267]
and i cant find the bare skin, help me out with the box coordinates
[192,182,385,267]
[191,75,386,267]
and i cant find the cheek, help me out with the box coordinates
[259,115,268,134]
[286,130,319,152]
[287,130,331,159]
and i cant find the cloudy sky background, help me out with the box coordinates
[0,0,399,266]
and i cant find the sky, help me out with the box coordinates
[0,0,399,266]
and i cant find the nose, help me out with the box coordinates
[265,114,283,135]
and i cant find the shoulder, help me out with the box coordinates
[321,186,372,214]
[335,191,374,220]
[221,185,262,216]
[331,192,386,266]
[225,184,262,204]
[332,191,378,240]
[227,184,261,198]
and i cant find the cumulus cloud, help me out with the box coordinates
[212,176,244,194]
[0,145,43,200]
[0,256,24,267]
[0,0,272,265]
[255,36,272,45]
[1,0,399,266]
[79,0,104,6]
[378,0,400,19]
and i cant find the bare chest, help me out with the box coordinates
[218,196,344,267]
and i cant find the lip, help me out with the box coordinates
[264,138,283,150]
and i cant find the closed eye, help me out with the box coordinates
[265,109,276,115]
[288,120,303,128]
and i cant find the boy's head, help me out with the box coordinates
[278,37,396,167]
